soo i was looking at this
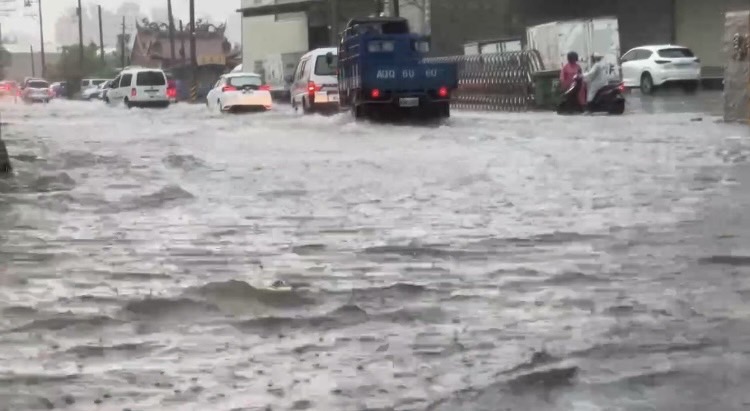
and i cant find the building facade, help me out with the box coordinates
[431,0,746,77]
[239,0,429,76]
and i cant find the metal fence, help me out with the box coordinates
[425,50,546,112]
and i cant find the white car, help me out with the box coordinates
[206,72,272,113]
[620,45,701,94]
[289,47,339,114]
[82,80,111,100]
[106,67,170,109]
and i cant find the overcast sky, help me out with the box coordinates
[0,0,241,47]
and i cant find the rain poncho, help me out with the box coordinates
[583,59,609,103]
[559,62,586,107]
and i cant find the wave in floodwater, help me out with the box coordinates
[1,99,750,410]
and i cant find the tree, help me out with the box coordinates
[48,41,117,93]
[0,45,10,80]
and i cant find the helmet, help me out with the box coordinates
[567,51,579,63]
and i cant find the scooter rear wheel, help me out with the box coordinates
[608,99,625,115]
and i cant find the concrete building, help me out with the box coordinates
[238,0,429,75]
[675,0,747,78]
[431,0,747,79]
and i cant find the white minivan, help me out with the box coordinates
[289,47,339,114]
[106,67,170,108]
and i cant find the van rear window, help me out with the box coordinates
[136,71,166,86]
[314,55,337,76]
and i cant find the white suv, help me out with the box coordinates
[620,45,701,94]
[289,47,339,114]
[106,67,170,108]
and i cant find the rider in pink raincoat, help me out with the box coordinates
[559,51,587,109]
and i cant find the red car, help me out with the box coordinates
[0,80,18,98]
[167,79,177,103]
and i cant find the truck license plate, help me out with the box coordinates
[399,97,419,107]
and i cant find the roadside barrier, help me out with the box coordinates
[424,50,546,112]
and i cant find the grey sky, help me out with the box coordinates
[1,0,241,47]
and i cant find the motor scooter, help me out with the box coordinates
[557,75,625,115]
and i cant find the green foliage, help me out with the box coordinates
[0,45,10,80]
[48,41,121,93]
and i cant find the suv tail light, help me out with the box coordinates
[130,88,137,97]
[222,85,237,92]
[259,85,271,91]
[307,81,321,93]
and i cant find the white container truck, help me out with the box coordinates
[526,17,621,79]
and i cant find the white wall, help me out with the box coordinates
[240,13,309,74]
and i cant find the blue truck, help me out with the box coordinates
[337,17,458,120]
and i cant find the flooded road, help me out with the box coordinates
[1,95,750,411]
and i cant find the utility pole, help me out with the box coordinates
[188,0,197,102]
[37,0,45,78]
[30,44,35,76]
[77,0,84,67]
[167,0,176,69]
[179,19,186,66]
[98,5,104,65]
[328,0,338,46]
[120,15,125,69]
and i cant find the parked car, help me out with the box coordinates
[80,78,108,90]
[50,81,68,98]
[288,47,339,114]
[106,67,170,108]
[206,72,272,113]
[82,80,111,100]
[620,44,701,94]
[0,80,19,98]
[20,78,53,103]
[167,78,177,103]
[98,80,113,101]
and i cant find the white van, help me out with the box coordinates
[106,67,170,108]
[289,47,339,113]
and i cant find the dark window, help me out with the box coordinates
[28,80,49,88]
[119,74,132,88]
[621,50,636,62]
[658,48,695,58]
[314,54,337,76]
[228,76,262,87]
[635,50,653,60]
[136,71,166,86]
